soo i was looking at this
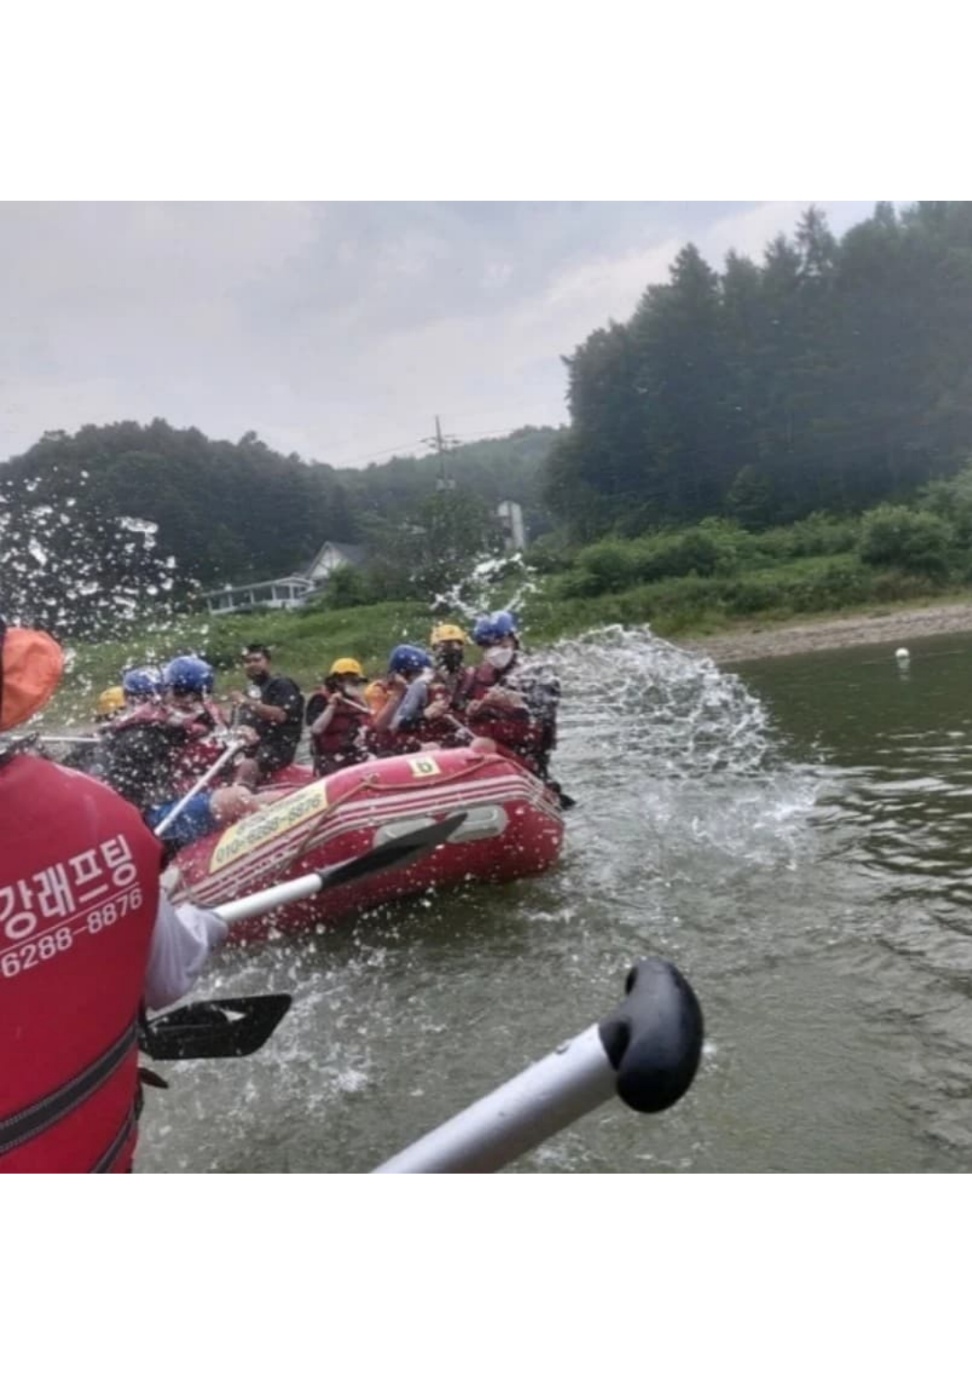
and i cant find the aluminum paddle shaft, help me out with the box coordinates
[373,957,704,1173]
[215,868,336,925]
[153,738,245,838]
[212,813,467,926]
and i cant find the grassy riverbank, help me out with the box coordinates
[49,565,972,728]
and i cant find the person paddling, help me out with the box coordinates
[462,611,569,803]
[305,658,372,776]
[0,614,230,1173]
[387,625,473,749]
[229,644,304,787]
[367,645,438,755]
[99,654,255,851]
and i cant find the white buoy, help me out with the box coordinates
[895,647,910,661]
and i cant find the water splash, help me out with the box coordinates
[137,621,826,1171]
[0,469,181,641]
[429,550,539,623]
[536,627,821,948]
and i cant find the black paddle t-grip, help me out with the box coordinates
[597,958,704,1114]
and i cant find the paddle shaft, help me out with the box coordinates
[373,957,703,1173]
[373,1024,613,1173]
[210,812,467,926]
[153,739,244,838]
[5,733,100,745]
[214,869,332,925]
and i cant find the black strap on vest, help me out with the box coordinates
[0,1019,138,1162]
[90,1104,138,1173]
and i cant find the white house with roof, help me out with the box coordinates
[201,540,368,616]
[303,541,368,582]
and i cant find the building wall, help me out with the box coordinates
[497,500,526,551]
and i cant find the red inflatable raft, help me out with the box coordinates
[163,746,565,942]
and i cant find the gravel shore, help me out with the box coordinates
[673,600,972,665]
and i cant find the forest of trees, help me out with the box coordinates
[4,200,972,636]
[0,420,358,597]
[0,419,559,633]
[543,202,972,539]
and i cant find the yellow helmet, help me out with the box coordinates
[97,686,126,717]
[329,657,364,678]
[430,623,468,646]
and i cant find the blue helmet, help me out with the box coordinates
[122,666,163,699]
[388,644,432,677]
[471,610,518,646]
[162,654,215,695]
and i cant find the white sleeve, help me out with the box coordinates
[144,890,228,1011]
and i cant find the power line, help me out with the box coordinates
[331,419,555,471]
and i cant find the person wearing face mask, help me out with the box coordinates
[0,614,231,1172]
[429,624,468,706]
[464,611,525,702]
[377,625,473,751]
[305,658,372,776]
[463,611,562,782]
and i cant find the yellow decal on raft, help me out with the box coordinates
[209,780,330,873]
[408,756,441,777]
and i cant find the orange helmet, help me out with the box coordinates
[0,617,64,730]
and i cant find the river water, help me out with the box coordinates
[139,626,972,1172]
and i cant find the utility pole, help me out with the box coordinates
[425,415,458,491]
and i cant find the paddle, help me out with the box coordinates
[4,732,101,745]
[139,995,293,1060]
[373,956,703,1173]
[212,811,467,926]
[153,737,246,838]
[139,813,468,1062]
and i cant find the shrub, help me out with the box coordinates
[754,512,861,561]
[325,565,373,608]
[632,529,723,581]
[870,571,946,602]
[784,562,873,612]
[723,580,785,615]
[576,540,638,594]
[858,505,953,579]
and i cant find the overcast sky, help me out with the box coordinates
[0,200,888,470]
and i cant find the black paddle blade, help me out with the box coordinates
[315,811,467,893]
[140,995,292,1060]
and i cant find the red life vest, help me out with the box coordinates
[461,662,502,703]
[460,662,546,768]
[308,693,369,774]
[0,754,163,1173]
[367,678,465,756]
[171,702,232,792]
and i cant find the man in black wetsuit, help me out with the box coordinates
[229,643,304,787]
